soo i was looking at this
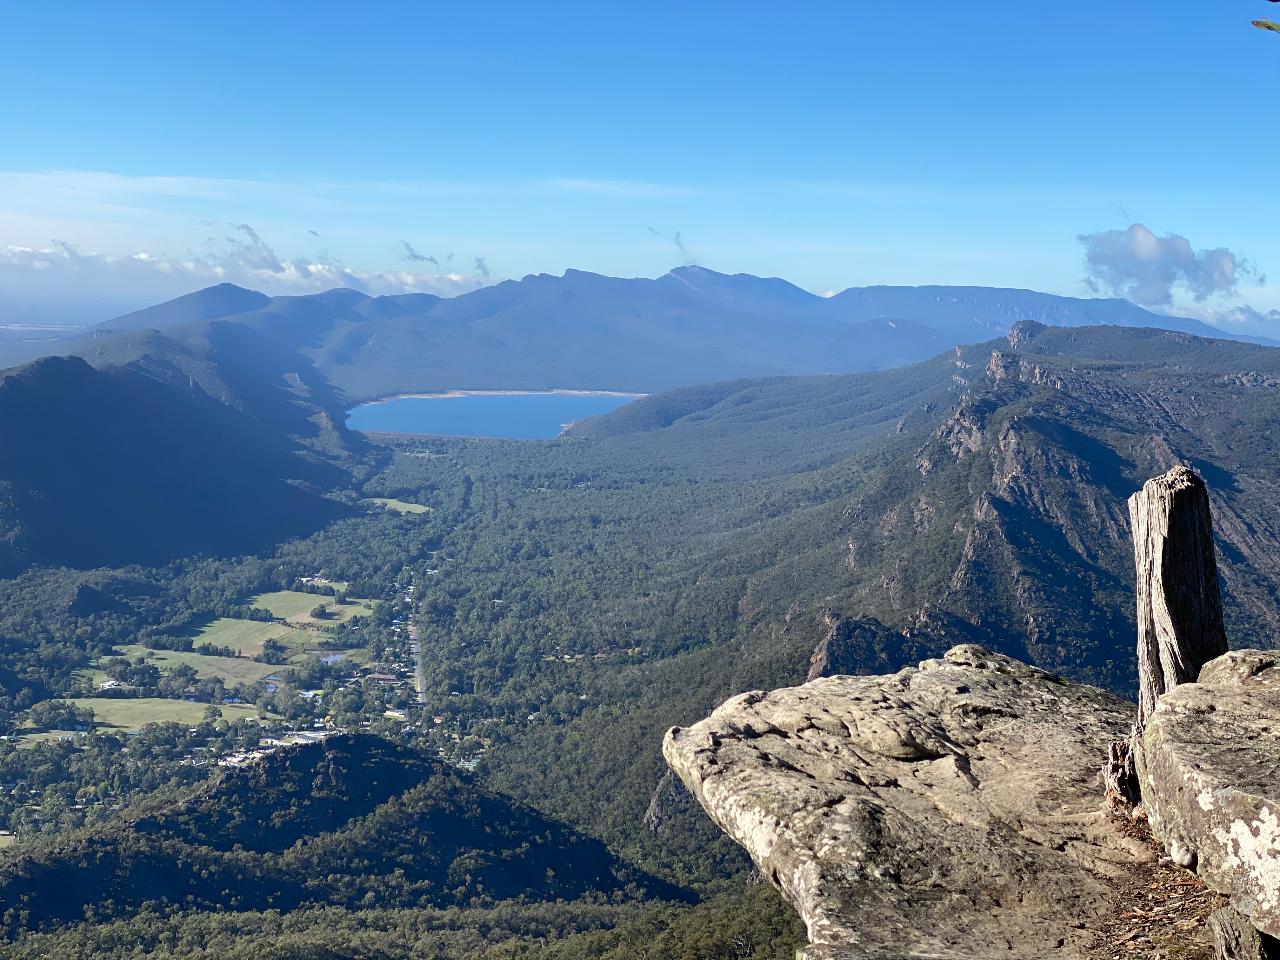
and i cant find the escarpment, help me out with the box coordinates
[666,465,1280,959]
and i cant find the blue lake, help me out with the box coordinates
[346,392,642,439]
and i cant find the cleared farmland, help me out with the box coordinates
[111,645,280,686]
[249,591,375,629]
[365,497,431,514]
[191,617,308,656]
[67,698,262,731]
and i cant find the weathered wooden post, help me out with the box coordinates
[1130,466,1229,726]
[1105,465,1229,802]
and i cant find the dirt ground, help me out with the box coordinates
[1095,804,1226,960]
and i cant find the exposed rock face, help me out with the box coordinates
[1136,649,1280,938]
[642,770,697,837]
[1210,907,1280,960]
[664,645,1151,960]
[806,611,988,682]
[806,614,893,680]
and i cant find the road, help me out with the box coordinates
[406,617,425,705]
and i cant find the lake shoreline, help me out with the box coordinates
[354,388,647,406]
[345,391,643,440]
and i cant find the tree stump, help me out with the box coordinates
[1104,466,1229,803]
[1130,466,1229,727]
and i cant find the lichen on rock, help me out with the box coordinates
[1136,649,1280,938]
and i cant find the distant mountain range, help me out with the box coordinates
[0,266,1272,573]
[378,321,1280,886]
[3,266,1268,402]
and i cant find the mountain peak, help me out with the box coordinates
[663,264,820,305]
[98,283,271,333]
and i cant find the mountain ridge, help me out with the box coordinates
[3,267,1263,404]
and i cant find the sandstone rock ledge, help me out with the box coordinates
[663,645,1154,960]
[1137,649,1280,938]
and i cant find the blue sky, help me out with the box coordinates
[2,1,1279,326]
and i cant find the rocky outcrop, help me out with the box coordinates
[663,645,1151,960]
[1136,649,1280,938]
[667,465,1280,957]
[643,770,698,837]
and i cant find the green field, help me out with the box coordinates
[68,698,262,731]
[242,627,368,664]
[250,591,375,629]
[366,497,431,514]
[250,590,322,619]
[304,577,350,592]
[191,617,308,656]
[111,645,280,686]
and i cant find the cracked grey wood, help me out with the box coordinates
[1106,465,1229,803]
[1211,907,1280,960]
[1129,465,1229,728]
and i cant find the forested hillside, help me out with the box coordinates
[384,323,1280,880]
[0,348,352,574]
[0,734,680,936]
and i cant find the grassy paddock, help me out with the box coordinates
[249,591,375,629]
[111,645,280,686]
[67,698,261,731]
[191,617,307,656]
[366,497,431,514]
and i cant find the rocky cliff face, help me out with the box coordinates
[668,464,1280,958]
[663,645,1152,959]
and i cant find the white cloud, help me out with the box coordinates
[0,237,485,310]
[1079,223,1261,307]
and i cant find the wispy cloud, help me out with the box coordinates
[400,240,439,268]
[0,232,486,309]
[649,226,697,266]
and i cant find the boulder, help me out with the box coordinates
[1136,649,1280,938]
[664,644,1152,960]
[1210,907,1280,960]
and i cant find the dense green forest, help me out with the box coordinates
[3,321,1280,956]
